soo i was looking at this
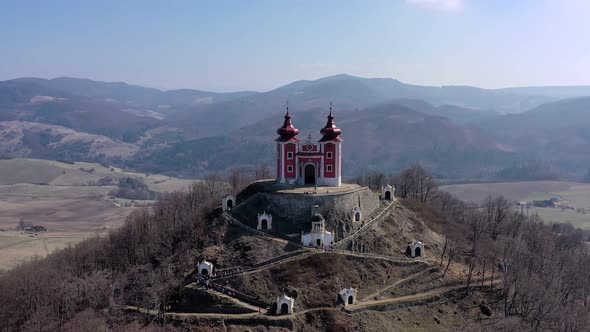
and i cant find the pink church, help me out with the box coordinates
[276,106,342,187]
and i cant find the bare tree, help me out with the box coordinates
[441,237,459,278]
[483,195,511,240]
[393,163,438,202]
[255,163,272,180]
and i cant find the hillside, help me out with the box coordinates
[2,171,587,331]
[477,97,590,176]
[7,77,257,107]
[167,74,553,136]
[2,75,590,181]
[0,121,137,160]
[134,103,521,178]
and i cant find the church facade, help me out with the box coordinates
[276,106,342,187]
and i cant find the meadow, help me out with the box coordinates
[441,181,590,229]
[0,158,195,270]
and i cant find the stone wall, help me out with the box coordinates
[232,186,380,240]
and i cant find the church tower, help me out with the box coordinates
[318,104,342,187]
[275,103,342,187]
[276,107,300,184]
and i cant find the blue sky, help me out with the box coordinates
[1,0,589,91]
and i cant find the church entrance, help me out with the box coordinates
[201,268,208,276]
[227,199,233,209]
[304,164,316,185]
[281,303,289,314]
[261,219,268,230]
[348,296,354,305]
[415,247,421,257]
[384,191,391,200]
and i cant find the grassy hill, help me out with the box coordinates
[0,121,137,161]
[0,158,194,189]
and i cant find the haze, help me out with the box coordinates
[1,0,590,92]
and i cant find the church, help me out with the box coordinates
[275,105,342,187]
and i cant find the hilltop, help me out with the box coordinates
[1,163,588,331]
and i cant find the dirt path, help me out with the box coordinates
[224,212,296,246]
[211,250,423,282]
[185,285,262,312]
[230,251,313,277]
[352,278,502,310]
[361,267,436,301]
[327,250,427,264]
[127,278,499,321]
[224,199,395,251]
[334,200,396,247]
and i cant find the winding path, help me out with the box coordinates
[360,267,437,301]
[160,197,455,323]
[124,278,500,321]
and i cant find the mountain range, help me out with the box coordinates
[1,74,590,180]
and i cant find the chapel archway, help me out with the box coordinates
[281,303,289,314]
[304,164,316,185]
[415,247,421,257]
[261,219,268,230]
[355,211,361,222]
[348,295,354,305]
[385,191,391,200]
[227,199,233,209]
[201,268,208,276]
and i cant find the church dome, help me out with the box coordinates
[277,111,300,142]
[311,213,325,222]
[319,108,342,142]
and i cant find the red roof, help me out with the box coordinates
[319,109,342,142]
[276,111,300,142]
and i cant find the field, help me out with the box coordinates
[441,181,590,228]
[0,158,196,270]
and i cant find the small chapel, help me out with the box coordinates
[275,104,342,187]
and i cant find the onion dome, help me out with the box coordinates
[311,213,325,222]
[276,110,300,142]
[319,105,342,142]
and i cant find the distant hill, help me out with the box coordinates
[169,74,555,136]
[477,97,590,176]
[497,86,590,99]
[2,74,590,180]
[132,103,521,179]
[0,121,137,160]
[7,77,258,107]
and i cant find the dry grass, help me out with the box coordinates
[440,181,576,203]
[0,158,197,270]
[0,196,134,270]
[441,181,590,228]
[0,158,196,189]
[339,203,446,263]
[227,253,427,309]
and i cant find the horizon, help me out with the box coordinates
[5,73,590,94]
[2,0,590,92]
